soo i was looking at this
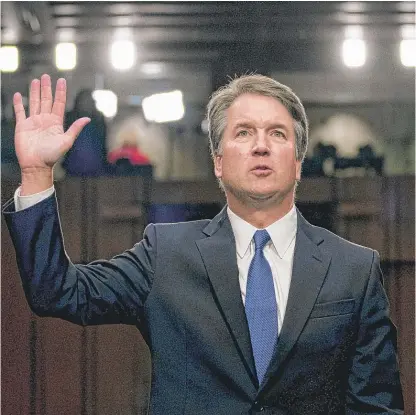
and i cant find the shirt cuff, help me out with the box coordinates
[14,185,55,212]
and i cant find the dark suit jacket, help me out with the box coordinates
[3,194,403,415]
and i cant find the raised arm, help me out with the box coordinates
[5,75,155,326]
[13,74,90,194]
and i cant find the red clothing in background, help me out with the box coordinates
[108,146,151,165]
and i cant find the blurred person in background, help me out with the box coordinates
[108,105,169,179]
[107,108,152,172]
[1,92,19,167]
[3,74,403,414]
[62,88,108,176]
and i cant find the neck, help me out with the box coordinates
[226,192,295,228]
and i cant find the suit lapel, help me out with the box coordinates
[196,207,258,385]
[260,211,332,389]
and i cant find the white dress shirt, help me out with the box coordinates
[14,186,297,332]
[227,206,297,333]
[14,186,55,211]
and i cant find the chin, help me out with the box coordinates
[249,184,280,196]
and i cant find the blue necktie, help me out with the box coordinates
[245,230,278,385]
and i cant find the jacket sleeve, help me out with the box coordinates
[345,251,404,414]
[3,193,155,326]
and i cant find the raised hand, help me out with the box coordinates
[13,74,91,195]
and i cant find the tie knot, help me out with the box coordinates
[253,229,271,251]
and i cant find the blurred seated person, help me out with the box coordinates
[62,89,108,176]
[302,142,337,177]
[358,144,384,175]
[1,92,18,165]
[107,111,153,175]
[108,132,151,167]
[108,106,168,179]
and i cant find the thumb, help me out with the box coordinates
[65,117,91,142]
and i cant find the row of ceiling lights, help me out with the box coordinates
[0,40,153,72]
[1,26,416,72]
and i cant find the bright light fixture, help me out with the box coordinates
[55,43,77,70]
[92,90,118,118]
[342,38,366,68]
[400,39,416,67]
[142,90,185,123]
[0,46,19,72]
[110,40,136,71]
[141,62,163,75]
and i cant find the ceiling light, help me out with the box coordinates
[55,43,77,70]
[400,25,416,67]
[110,40,136,71]
[400,39,416,67]
[92,90,118,118]
[142,90,185,123]
[0,46,19,72]
[342,38,366,68]
[141,62,163,75]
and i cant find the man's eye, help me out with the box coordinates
[237,130,249,137]
[272,130,285,137]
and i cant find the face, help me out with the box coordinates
[214,93,301,209]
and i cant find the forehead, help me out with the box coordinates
[226,93,293,127]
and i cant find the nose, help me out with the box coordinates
[252,132,270,156]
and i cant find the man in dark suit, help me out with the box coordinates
[4,74,403,414]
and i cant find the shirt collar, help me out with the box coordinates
[227,205,297,259]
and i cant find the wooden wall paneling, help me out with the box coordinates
[82,326,97,415]
[296,177,334,204]
[2,176,413,414]
[95,325,151,415]
[382,176,399,262]
[89,176,152,414]
[383,262,415,415]
[383,176,415,262]
[32,179,88,415]
[83,179,99,415]
[94,177,147,259]
[151,181,225,204]
[1,215,32,415]
[398,176,415,261]
[37,319,83,415]
[335,176,385,254]
[56,178,84,263]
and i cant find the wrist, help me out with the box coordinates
[20,167,54,196]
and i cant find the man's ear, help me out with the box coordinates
[214,154,222,179]
[295,160,301,181]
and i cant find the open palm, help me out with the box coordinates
[13,74,90,171]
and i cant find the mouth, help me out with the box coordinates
[251,165,273,175]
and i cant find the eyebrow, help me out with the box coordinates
[233,122,254,130]
[233,122,289,131]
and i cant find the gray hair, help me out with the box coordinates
[206,74,309,162]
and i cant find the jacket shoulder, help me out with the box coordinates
[146,219,211,240]
[305,221,376,262]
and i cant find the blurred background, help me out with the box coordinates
[1,2,415,414]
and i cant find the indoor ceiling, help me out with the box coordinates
[1,2,414,96]
[2,2,414,53]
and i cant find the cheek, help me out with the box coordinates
[220,147,248,170]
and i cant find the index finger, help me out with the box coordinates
[51,78,67,122]
[13,92,26,123]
